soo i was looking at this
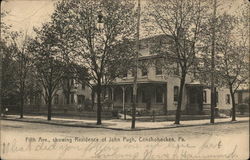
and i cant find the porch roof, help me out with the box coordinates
[186,81,207,87]
[109,79,167,86]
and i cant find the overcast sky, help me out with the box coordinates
[1,0,244,37]
[2,0,56,35]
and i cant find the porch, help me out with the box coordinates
[105,81,168,114]
[185,83,208,115]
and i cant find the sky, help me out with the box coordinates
[1,0,245,37]
[2,0,57,36]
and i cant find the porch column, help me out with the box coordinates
[91,87,96,111]
[111,87,114,110]
[164,84,168,115]
[122,86,125,115]
[200,87,204,112]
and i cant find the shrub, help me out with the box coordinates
[243,97,250,105]
[103,99,113,110]
[84,98,92,111]
[112,110,119,118]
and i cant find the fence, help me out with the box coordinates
[2,104,113,118]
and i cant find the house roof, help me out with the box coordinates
[236,89,250,93]
[140,34,173,42]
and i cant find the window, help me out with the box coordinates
[141,67,148,76]
[155,60,162,75]
[174,86,179,102]
[174,63,180,76]
[226,94,230,104]
[142,90,147,103]
[71,94,75,104]
[122,71,127,78]
[156,87,163,103]
[82,83,85,90]
[54,94,59,104]
[216,91,219,103]
[203,91,207,103]
[238,92,243,104]
[131,70,135,77]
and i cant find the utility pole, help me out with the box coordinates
[131,0,140,129]
[210,0,217,123]
[0,0,3,116]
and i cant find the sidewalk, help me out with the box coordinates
[1,114,249,131]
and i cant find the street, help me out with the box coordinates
[0,120,249,160]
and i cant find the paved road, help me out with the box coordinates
[1,120,249,160]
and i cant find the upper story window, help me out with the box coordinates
[131,70,135,77]
[174,63,180,76]
[226,94,230,104]
[155,59,162,75]
[141,67,148,77]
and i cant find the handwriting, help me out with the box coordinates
[1,137,240,160]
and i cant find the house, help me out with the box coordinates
[27,78,92,112]
[52,79,92,107]
[102,35,232,115]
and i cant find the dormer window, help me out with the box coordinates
[122,71,127,78]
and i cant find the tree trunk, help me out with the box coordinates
[174,74,186,124]
[96,82,102,125]
[91,89,95,111]
[47,95,52,121]
[20,93,24,118]
[229,85,236,121]
[20,82,25,118]
[66,79,70,104]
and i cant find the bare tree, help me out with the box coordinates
[29,23,65,120]
[146,0,209,124]
[1,28,19,108]
[50,0,137,125]
[214,13,249,121]
[197,1,249,121]
[6,31,33,118]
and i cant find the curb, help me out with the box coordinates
[1,117,249,131]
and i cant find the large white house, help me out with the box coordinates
[103,35,232,115]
